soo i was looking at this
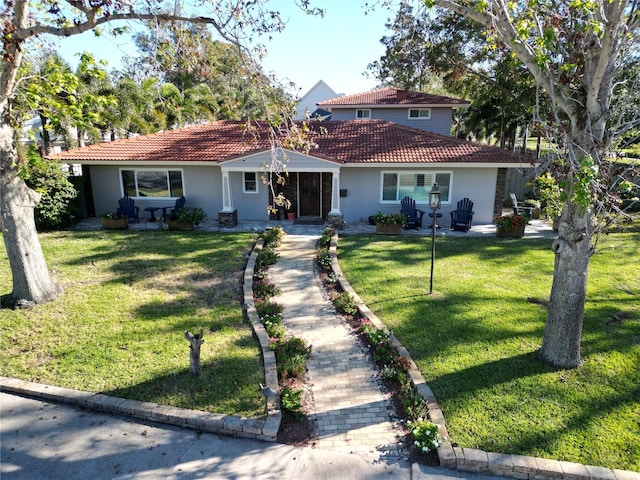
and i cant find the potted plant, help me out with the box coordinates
[373,212,406,234]
[495,214,526,237]
[168,206,207,230]
[523,199,542,219]
[286,201,297,221]
[101,212,128,230]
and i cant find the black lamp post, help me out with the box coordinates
[429,183,441,294]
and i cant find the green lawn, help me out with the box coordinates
[0,230,264,417]
[337,226,640,471]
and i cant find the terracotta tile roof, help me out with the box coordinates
[51,119,530,165]
[317,87,469,108]
[51,121,272,163]
[309,120,529,164]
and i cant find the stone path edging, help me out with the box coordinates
[328,233,640,480]
[0,236,282,443]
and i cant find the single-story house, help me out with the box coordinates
[50,87,535,228]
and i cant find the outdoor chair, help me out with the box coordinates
[449,198,474,231]
[117,196,140,223]
[161,196,186,220]
[400,196,425,229]
[509,193,533,220]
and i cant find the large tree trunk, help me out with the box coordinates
[0,123,62,307]
[539,201,594,368]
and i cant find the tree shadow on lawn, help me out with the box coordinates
[102,352,265,417]
[57,231,254,273]
[339,234,553,267]
[41,231,264,415]
[472,379,640,470]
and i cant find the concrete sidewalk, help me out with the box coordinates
[1,392,498,480]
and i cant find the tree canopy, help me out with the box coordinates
[0,0,313,307]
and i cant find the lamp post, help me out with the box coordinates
[429,183,441,294]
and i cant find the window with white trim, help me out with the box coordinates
[121,169,184,198]
[381,171,451,203]
[243,172,258,193]
[356,109,371,119]
[408,108,431,120]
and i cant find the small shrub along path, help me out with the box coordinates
[269,233,408,462]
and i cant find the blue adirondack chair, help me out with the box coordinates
[117,196,140,222]
[449,198,474,231]
[161,196,186,220]
[400,196,425,229]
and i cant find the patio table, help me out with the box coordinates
[144,207,160,222]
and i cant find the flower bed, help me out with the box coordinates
[252,226,313,443]
[315,226,444,464]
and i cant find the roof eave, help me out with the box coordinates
[318,103,469,109]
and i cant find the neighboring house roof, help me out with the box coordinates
[50,119,532,166]
[317,87,470,109]
[295,80,340,120]
[309,108,331,120]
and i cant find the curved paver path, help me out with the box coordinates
[270,234,407,461]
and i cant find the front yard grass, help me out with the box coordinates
[0,230,264,418]
[337,225,640,472]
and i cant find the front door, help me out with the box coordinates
[299,173,321,217]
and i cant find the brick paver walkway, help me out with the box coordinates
[271,234,406,461]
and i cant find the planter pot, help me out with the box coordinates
[496,224,525,238]
[102,218,128,230]
[376,223,402,235]
[287,212,296,221]
[531,207,541,219]
[168,219,194,231]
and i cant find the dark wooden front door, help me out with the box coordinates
[299,173,321,217]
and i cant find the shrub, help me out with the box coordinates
[360,323,389,345]
[262,226,284,247]
[255,300,284,318]
[373,211,406,226]
[316,249,332,271]
[401,382,429,420]
[318,227,334,248]
[253,278,281,299]
[176,206,207,225]
[271,337,311,380]
[253,268,268,280]
[333,292,358,316]
[256,247,278,270]
[407,419,445,454]
[360,323,410,372]
[326,272,338,285]
[261,314,285,340]
[20,145,78,230]
[280,385,304,419]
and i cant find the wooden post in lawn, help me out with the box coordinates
[184,328,205,376]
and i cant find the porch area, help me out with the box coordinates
[73,216,557,239]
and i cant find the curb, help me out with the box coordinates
[328,233,640,480]
[1,235,282,443]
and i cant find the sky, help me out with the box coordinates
[57,1,396,98]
